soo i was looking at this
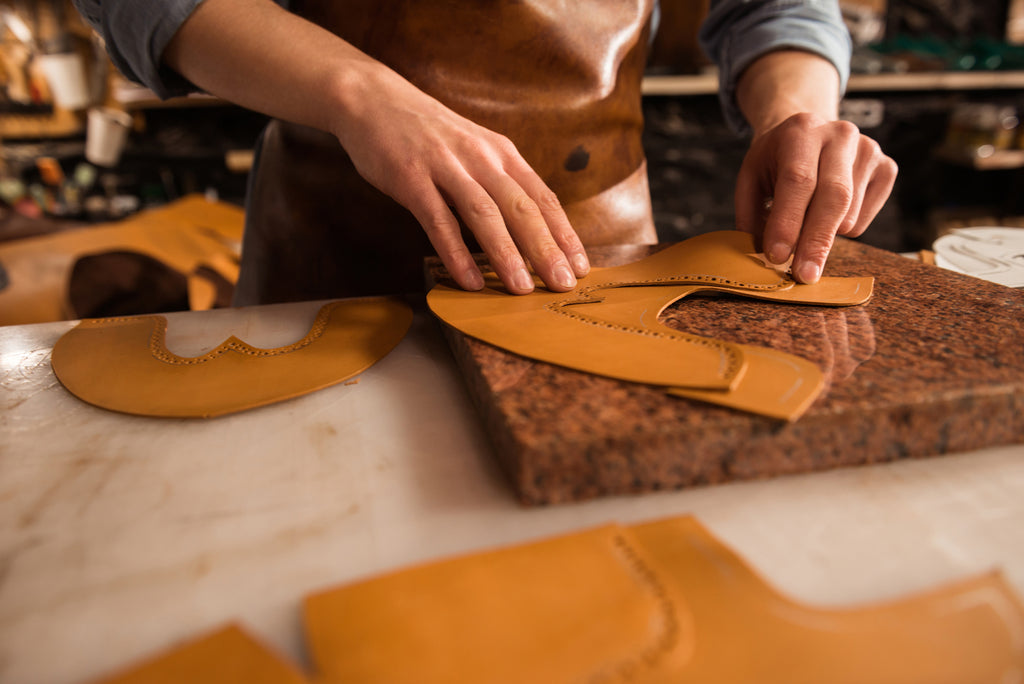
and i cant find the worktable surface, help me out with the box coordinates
[2,300,1022,684]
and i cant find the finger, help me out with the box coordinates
[835,138,874,238]
[791,122,859,283]
[406,182,486,292]
[506,161,590,278]
[761,131,820,266]
[488,175,578,292]
[835,137,894,238]
[437,168,539,295]
[848,148,898,237]
[733,152,771,246]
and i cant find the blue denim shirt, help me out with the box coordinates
[699,0,851,133]
[73,0,850,133]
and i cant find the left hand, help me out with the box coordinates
[734,112,898,283]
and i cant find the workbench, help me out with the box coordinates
[1,299,1023,684]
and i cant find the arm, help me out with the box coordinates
[94,0,590,294]
[699,0,897,283]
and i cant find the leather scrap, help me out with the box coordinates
[91,515,1024,683]
[51,298,413,418]
[0,194,243,326]
[427,230,874,420]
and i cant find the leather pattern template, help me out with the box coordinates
[428,231,874,420]
[51,298,413,418]
[93,515,1024,683]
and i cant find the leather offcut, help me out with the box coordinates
[0,195,244,326]
[91,515,1024,684]
[50,298,413,418]
[427,230,874,421]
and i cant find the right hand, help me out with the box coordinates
[163,0,587,294]
[329,61,590,294]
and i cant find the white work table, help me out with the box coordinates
[1,300,1023,684]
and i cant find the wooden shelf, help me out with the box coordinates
[112,79,225,110]
[847,70,1024,92]
[641,70,1024,96]
[641,73,719,96]
[0,107,84,139]
[935,145,1024,170]
[112,71,1024,109]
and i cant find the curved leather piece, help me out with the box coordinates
[92,515,1024,684]
[428,231,874,420]
[51,298,413,418]
[306,523,694,683]
[236,0,657,303]
[96,626,307,684]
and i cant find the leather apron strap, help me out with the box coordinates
[237,0,657,304]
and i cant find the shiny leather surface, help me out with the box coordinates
[237,0,656,304]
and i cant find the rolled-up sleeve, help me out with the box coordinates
[73,0,205,98]
[699,0,852,134]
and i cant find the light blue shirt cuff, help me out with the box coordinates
[699,0,852,135]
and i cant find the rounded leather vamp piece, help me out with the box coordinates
[51,297,413,418]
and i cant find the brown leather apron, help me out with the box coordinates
[236,0,657,304]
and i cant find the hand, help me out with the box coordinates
[331,62,590,295]
[734,112,898,283]
[162,0,589,296]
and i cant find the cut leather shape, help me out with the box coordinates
[95,625,307,684]
[91,515,1024,684]
[0,194,243,326]
[304,523,694,683]
[51,298,413,418]
[427,230,874,420]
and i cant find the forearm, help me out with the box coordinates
[162,0,379,140]
[735,49,841,137]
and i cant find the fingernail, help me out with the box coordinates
[513,269,535,292]
[462,267,484,291]
[553,263,576,290]
[796,261,821,283]
[571,253,590,276]
[768,242,791,264]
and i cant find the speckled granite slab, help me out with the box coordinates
[430,238,1024,505]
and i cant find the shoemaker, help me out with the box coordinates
[74,0,897,303]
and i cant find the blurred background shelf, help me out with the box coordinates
[642,70,1024,96]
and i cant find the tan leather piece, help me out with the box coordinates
[93,625,307,684]
[631,517,1024,683]
[90,515,1024,684]
[0,195,243,325]
[561,279,871,420]
[237,0,657,303]
[306,524,694,684]
[427,231,874,420]
[51,298,413,418]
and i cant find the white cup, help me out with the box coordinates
[86,107,133,167]
[37,52,91,110]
